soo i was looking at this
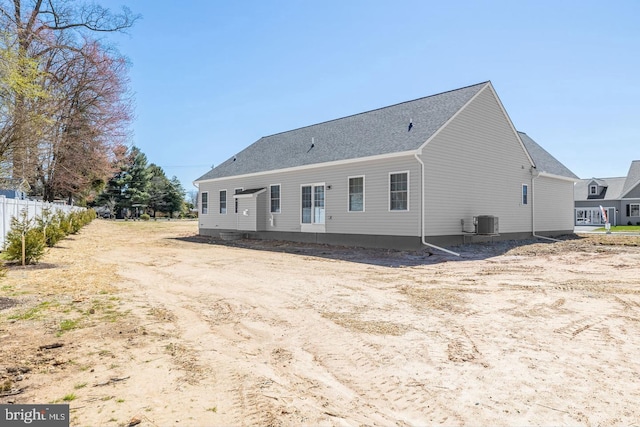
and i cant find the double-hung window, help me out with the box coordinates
[522,184,528,205]
[219,190,227,214]
[348,176,364,212]
[270,184,281,213]
[389,172,408,211]
[201,192,208,214]
[631,204,640,217]
[589,185,598,195]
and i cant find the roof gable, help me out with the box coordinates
[621,160,640,197]
[195,82,489,182]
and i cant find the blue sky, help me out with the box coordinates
[104,1,639,192]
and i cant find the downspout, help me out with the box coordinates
[531,170,562,242]
[414,153,460,256]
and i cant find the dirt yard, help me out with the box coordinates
[1,220,639,426]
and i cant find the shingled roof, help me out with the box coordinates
[195,82,489,182]
[518,132,578,179]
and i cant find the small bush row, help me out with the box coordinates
[2,208,95,265]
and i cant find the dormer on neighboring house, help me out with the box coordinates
[586,179,607,199]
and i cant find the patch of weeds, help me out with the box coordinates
[102,308,130,323]
[89,298,129,322]
[100,396,113,401]
[57,318,81,335]
[1,380,12,392]
[108,363,119,369]
[116,398,124,403]
[206,407,217,413]
[8,301,57,321]
[74,382,87,390]
[62,393,76,402]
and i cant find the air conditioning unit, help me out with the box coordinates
[475,215,499,235]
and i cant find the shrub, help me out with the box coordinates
[56,211,72,235]
[36,208,65,247]
[3,210,46,265]
[140,213,150,221]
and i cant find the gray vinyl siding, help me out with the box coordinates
[198,155,421,237]
[421,86,533,236]
[622,200,640,225]
[533,176,574,232]
[625,183,640,198]
[574,200,621,225]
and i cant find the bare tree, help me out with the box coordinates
[0,0,139,194]
[36,39,132,202]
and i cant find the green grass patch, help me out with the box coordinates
[8,301,57,321]
[74,382,87,390]
[58,318,81,334]
[594,225,640,232]
[62,393,76,401]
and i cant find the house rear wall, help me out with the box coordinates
[197,155,422,239]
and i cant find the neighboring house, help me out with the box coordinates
[574,160,640,226]
[194,81,578,250]
[0,178,30,200]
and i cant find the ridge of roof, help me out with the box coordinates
[195,81,490,182]
[261,81,491,139]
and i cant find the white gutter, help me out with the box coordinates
[414,153,460,256]
[531,171,562,242]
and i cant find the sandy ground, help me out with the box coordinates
[1,220,640,427]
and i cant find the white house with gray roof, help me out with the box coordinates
[574,160,640,226]
[194,81,578,250]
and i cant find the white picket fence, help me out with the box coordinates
[0,196,84,248]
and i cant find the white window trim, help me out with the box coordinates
[388,171,410,212]
[234,187,244,213]
[631,203,640,217]
[201,191,209,215]
[270,184,282,214]
[219,189,227,215]
[589,184,598,195]
[522,184,528,205]
[300,182,326,232]
[347,175,365,213]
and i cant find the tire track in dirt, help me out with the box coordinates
[79,222,640,425]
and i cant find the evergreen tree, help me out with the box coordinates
[147,163,170,217]
[166,176,185,218]
[121,147,151,217]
